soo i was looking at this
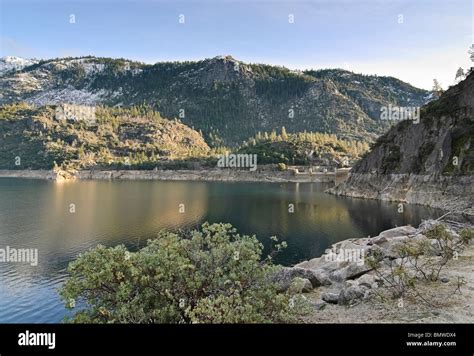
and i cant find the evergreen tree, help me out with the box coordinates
[455,67,465,83]
[432,79,444,98]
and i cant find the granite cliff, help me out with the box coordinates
[329,72,474,216]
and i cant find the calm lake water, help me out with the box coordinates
[0,178,442,323]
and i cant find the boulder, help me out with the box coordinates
[378,225,417,239]
[310,268,332,286]
[370,226,417,247]
[329,262,372,282]
[355,273,378,289]
[321,291,340,304]
[368,228,429,259]
[295,258,338,285]
[338,285,368,304]
[331,239,363,251]
[295,257,324,270]
[272,267,324,292]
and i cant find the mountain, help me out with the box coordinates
[0,56,38,76]
[329,71,474,215]
[0,103,210,171]
[0,55,430,145]
[0,102,373,173]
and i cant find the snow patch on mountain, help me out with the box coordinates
[74,60,106,76]
[25,88,111,106]
[0,56,38,76]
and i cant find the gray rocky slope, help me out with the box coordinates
[329,72,474,216]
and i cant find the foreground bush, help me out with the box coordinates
[367,223,473,305]
[60,223,304,323]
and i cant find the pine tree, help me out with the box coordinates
[455,67,465,83]
[432,79,444,98]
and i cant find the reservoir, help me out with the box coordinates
[0,178,441,322]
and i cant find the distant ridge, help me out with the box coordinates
[0,55,430,144]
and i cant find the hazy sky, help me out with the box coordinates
[1,0,472,89]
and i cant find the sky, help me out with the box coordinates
[0,0,472,89]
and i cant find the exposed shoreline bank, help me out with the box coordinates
[0,168,342,184]
[327,173,474,218]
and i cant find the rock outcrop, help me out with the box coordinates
[276,221,472,308]
[328,72,474,216]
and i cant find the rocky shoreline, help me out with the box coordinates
[276,224,419,300]
[275,219,474,323]
[0,168,339,183]
[327,173,474,218]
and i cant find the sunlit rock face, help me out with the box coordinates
[329,73,474,216]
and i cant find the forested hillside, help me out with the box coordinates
[0,55,430,144]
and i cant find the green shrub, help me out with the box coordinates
[60,222,304,323]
